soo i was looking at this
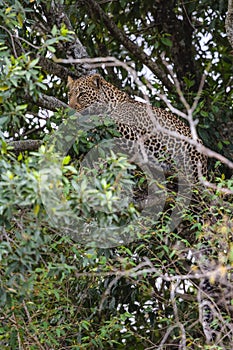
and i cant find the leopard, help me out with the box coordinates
[67,73,207,182]
[67,73,224,343]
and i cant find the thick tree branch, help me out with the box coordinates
[24,93,69,112]
[79,0,174,90]
[226,0,233,50]
[8,140,43,152]
[37,56,74,81]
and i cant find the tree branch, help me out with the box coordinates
[24,93,69,112]
[8,140,43,152]
[37,56,74,81]
[226,0,233,50]
[79,0,174,90]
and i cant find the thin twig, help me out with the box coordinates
[23,300,46,350]
[13,34,41,50]
[156,325,177,350]
[160,52,191,111]
[160,52,200,141]
[75,259,233,284]
[190,67,209,114]
[98,259,151,311]
[11,313,23,350]
[170,281,186,349]
[0,25,18,57]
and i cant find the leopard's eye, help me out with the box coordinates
[77,91,85,98]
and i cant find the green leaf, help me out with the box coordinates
[161,37,172,47]
[0,85,9,91]
[0,117,8,125]
[47,45,56,53]
[51,25,57,36]
[15,104,28,111]
[62,155,71,165]
[28,58,39,69]
[17,13,23,27]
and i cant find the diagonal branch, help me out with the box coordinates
[79,0,174,90]
[24,93,69,112]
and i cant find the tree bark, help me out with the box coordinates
[24,93,69,112]
[37,56,73,81]
[8,140,43,152]
[226,0,233,50]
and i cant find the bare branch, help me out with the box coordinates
[160,52,191,111]
[155,326,177,350]
[160,52,200,141]
[54,55,151,102]
[0,25,17,58]
[226,0,233,50]
[75,257,233,284]
[98,259,151,312]
[190,68,209,114]
[170,281,186,349]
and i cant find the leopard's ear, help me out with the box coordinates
[67,76,75,88]
[90,74,103,89]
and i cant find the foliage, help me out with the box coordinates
[0,0,233,349]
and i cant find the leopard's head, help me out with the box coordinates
[67,74,129,112]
